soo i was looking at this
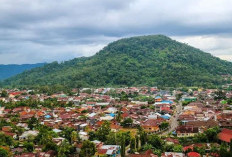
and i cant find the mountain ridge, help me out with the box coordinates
[2,35,232,88]
[0,63,46,81]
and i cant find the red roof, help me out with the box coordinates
[218,128,232,143]
[187,152,200,157]
[9,92,22,96]
[97,149,107,154]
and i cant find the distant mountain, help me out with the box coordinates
[0,63,45,80]
[2,35,232,88]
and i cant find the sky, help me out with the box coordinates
[0,0,232,64]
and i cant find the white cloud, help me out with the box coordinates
[0,0,232,64]
[172,35,232,61]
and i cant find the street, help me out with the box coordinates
[161,102,182,136]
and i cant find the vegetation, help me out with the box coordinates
[0,63,45,80]
[80,140,96,157]
[2,35,232,88]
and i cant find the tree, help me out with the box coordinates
[147,134,163,150]
[219,143,230,157]
[138,127,147,146]
[0,133,14,146]
[116,109,122,122]
[159,122,169,130]
[27,117,38,130]
[96,121,111,142]
[0,148,8,157]
[214,90,226,100]
[70,131,79,144]
[58,140,73,157]
[227,97,232,105]
[120,92,129,101]
[88,131,96,141]
[173,145,183,152]
[42,140,57,152]
[205,127,220,142]
[130,138,136,153]
[142,144,153,151]
[24,142,34,152]
[121,118,133,128]
[120,134,126,157]
[80,140,96,157]
[60,127,75,143]
[1,90,8,97]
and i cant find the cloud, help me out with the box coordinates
[0,0,232,64]
[172,35,232,61]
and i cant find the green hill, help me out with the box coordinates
[2,35,232,88]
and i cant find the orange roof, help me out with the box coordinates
[218,128,232,143]
[187,152,200,157]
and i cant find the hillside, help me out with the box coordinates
[2,35,232,88]
[0,63,45,80]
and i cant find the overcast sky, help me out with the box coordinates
[0,0,232,64]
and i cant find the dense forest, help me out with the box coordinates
[1,35,232,88]
[0,63,45,80]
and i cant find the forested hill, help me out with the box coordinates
[0,63,45,80]
[2,35,232,88]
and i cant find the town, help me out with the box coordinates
[0,86,232,157]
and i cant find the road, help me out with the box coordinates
[161,101,182,136]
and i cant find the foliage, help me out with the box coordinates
[0,148,8,157]
[214,90,226,100]
[147,134,164,150]
[23,142,34,152]
[227,97,232,105]
[130,137,136,153]
[121,118,133,128]
[0,90,8,97]
[2,35,232,88]
[138,127,147,146]
[57,140,73,157]
[159,122,169,130]
[27,117,39,130]
[182,101,191,106]
[105,131,131,146]
[173,145,183,152]
[79,140,96,157]
[0,133,14,146]
[95,121,111,142]
[120,134,126,157]
[60,127,75,143]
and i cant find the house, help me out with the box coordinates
[155,96,162,102]
[162,152,184,157]
[141,119,161,132]
[52,137,65,145]
[96,145,120,157]
[165,138,179,145]
[79,131,89,141]
[129,150,157,157]
[185,119,218,132]
[15,153,36,157]
[37,150,56,157]
[2,126,12,132]
[218,128,232,143]
[181,97,197,102]
[19,130,39,141]
[187,152,200,157]
[176,125,199,137]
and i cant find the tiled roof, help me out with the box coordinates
[218,128,232,143]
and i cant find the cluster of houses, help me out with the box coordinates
[0,87,232,156]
